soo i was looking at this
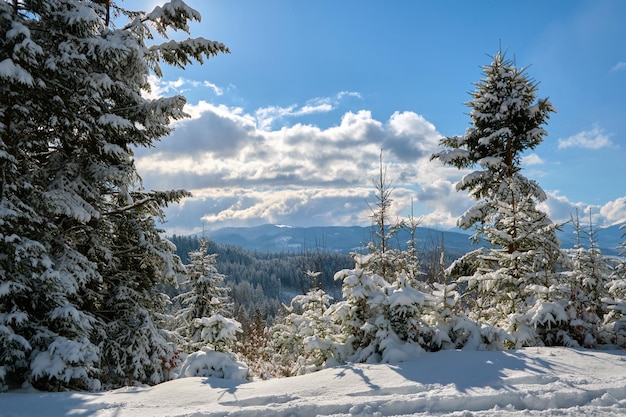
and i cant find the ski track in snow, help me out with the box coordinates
[2,348,626,417]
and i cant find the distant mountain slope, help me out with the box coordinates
[205,223,625,256]
[557,222,624,256]
[207,224,478,255]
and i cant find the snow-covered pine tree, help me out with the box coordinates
[270,287,342,375]
[399,202,426,289]
[605,224,626,346]
[326,153,435,363]
[356,151,405,282]
[175,239,239,353]
[1,0,106,390]
[422,242,470,350]
[564,211,611,347]
[431,50,568,347]
[330,268,387,362]
[98,190,189,387]
[0,0,228,390]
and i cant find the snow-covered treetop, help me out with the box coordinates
[431,51,556,209]
[432,51,555,198]
[119,0,230,78]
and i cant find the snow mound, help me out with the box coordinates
[2,347,626,416]
[177,349,248,380]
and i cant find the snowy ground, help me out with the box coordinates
[2,347,626,417]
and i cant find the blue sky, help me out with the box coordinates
[129,0,626,235]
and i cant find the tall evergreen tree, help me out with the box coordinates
[432,51,568,346]
[0,0,228,390]
[98,191,189,387]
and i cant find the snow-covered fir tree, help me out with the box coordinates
[174,239,239,353]
[564,211,611,347]
[357,151,405,282]
[432,50,570,347]
[271,286,341,375]
[421,243,509,351]
[0,0,102,391]
[328,158,427,363]
[605,224,626,346]
[98,191,189,387]
[0,0,228,390]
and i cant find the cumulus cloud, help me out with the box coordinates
[521,153,544,166]
[158,187,379,235]
[599,197,626,226]
[534,192,626,230]
[142,92,626,235]
[537,191,589,225]
[384,112,441,162]
[557,125,614,150]
[136,101,260,160]
[535,190,626,229]
[136,95,458,233]
[416,179,474,229]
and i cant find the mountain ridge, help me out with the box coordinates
[206,224,470,254]
[199,223,624,256]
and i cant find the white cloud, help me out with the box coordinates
[416,179,474,229]
[254,105,297,130]
[611,62,626,72]
[557,125,614,150]
[536,191,626,229]
[599,196,626,226]
[254,92,363,131]
[521,153,544,166]
[142,94,626,235]
[136,96,462,233]
[143,76,224,100]
[254,101,335,131]
[199,187,374,227]
[201,81,223,96]
[298,103,334,115]
[337,91,362,99]
[537,191,588,225]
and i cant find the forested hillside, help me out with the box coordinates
[169,235,355,321]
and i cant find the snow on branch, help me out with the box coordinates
[149,38,230,69]
[0,59,34,85]
[147,0,202,35]
[102,189,191,216]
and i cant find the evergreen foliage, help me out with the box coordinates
[270,287,341,375]
[174,239,239,353]
[563,211,611,347]
[605,224,626,346]
[3,2,626,389]
[0,0,228,390]
[358,151,405,281]
[432,51,570,347]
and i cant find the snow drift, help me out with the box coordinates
[2,347,626,417]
